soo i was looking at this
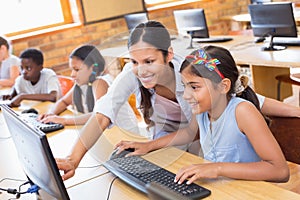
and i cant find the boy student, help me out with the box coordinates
[1,48,61,107]
[0,36,21,87]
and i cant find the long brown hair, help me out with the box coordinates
[127,21,171,127]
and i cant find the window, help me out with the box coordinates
[2,0,77,37]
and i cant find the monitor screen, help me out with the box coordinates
[1,104,70,200]
[248,2,297,50]
[250,0,272,4]
[173,8,209,38]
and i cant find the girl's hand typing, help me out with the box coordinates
[174,163,220,185]
[39,115,66,125]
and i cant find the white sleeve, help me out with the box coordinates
[256,93,266,109]
[44,70,61,96]
[14,76,23,94]
[93,63,140,125]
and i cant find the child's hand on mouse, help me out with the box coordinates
[114,140,153,156]
[1,94,11,100]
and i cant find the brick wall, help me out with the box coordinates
[8,0,252,75]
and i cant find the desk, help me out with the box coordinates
[1,101,300,199]
[101,35,300,100]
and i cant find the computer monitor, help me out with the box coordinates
[248,2,297,51]
[1,104,70,200]
[250,0,272,4]
[124,12,149,32]
[173,8,209,39]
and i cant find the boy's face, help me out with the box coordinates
[21,58,43,82]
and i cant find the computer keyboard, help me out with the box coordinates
[193,37,233,43]
[19,113,64,133]
[103,156,211,200]
[271,37,300,46]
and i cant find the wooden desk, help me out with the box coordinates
[101,35,300,100]
[1,101,300,199]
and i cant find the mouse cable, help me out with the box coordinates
[0,178,27,184]
[0,181,39,199]
[0,136,11,140]
[106,176,118,200]
[77,163,103,169]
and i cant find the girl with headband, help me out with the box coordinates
[116,45,289,183]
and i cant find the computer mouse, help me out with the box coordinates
[21,108,38,115]
[109,148,135,160]
[255,37,265,43]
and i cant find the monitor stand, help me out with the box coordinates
[262,35,286,51]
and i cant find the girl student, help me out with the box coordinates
[116,45,289,183]
[57,21,295,181]
[38,44,138,132]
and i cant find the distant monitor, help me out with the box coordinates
[248,2,297,51]
[173,8,209,38]
[124,12,149,32]
[250,0,272,4]
[1,104,70,200]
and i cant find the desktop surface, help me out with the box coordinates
[1,101,300,199]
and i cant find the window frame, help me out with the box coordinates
[5,0,76,38]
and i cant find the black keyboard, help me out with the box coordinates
[103,156,211,200]
[193,37,233,43]
[20,113,64,133]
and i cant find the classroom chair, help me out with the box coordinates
[57,75,74,96]
[124,12,149,32]
[275,73,300,105]
[269,115,300,164]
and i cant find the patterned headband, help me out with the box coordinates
[186,49,224,79]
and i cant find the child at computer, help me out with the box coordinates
[115,45,289,183]
[38,44,138,130]
[1,48,61,107]
[0,36,21,87]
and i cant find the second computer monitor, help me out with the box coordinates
[248,2,297,50]
[173,8,209,38]
[250,0,272,4]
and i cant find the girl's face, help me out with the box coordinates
[181,68,221,114]
[129,41,171,89]
[69,57,93,86]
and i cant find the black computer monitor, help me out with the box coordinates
[250,0,272,4]
[1,104,70,200]
[173,8,209,39]
[248,2,297,51]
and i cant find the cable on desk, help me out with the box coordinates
[77,163,103,169]
[0,178,27,184]
[106,176,118,200]
[0,136,11,140]
[0,180,39,199]
[228,41,255,51]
